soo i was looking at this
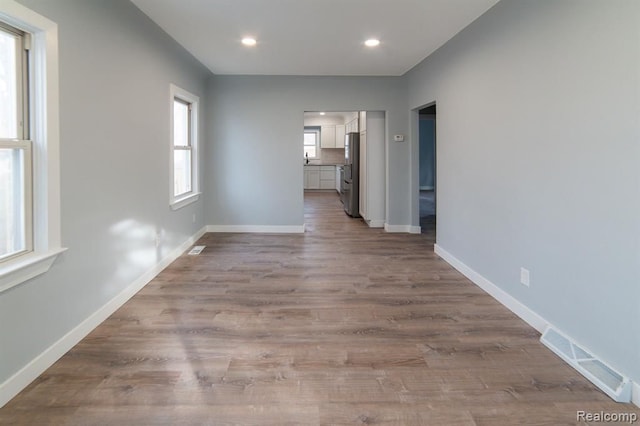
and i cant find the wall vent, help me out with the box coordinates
[540,327,631,402]
[187,245,205,255]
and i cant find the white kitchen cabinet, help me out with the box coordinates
[335,124,346,148]
[335,166,341,193]
[304,165,335,190]
[358,111,385,227]
[346,118,358,134]
[304,166,320,189]
[320,125,336,148]
[358,111,367,133]
[319,166,335,189]
[359,130,367,218]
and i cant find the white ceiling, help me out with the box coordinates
[131,0,500,76]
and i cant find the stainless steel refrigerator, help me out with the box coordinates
[342,132,360,217]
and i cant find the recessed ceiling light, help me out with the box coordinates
[365,39,380,47]
[241,37,257,46]
[319,112,326,115]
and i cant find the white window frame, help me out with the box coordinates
[0,140,33,262]
[0,22,32,263]
[0,1,65,293]
[304,127,320,160]
[169,84,200,210]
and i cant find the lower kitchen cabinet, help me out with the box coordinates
[304,165,336,190]
[319,166,335,189]
[304,167,320,189]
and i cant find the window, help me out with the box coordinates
[0,1,64,293]
[169,84,199,210]
[0,22,31,263]
[304,127,320,159]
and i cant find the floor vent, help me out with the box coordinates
[541,327,631,402]
[187,245,205,255]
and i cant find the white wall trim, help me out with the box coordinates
[435,244,640,406]
[0,248,67,293]
[0,0,65,292]
[434,244,547,333]
[207,225,304,234]
[0,226,207,408]
[366,219,385,228]
[384,223,421,234]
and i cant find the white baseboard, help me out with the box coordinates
[207,225,304,234]
[434,244,547,333]
[366,219,385,228]
[435,244,640,407]
[0,226,207,408]
[384,223,421,234]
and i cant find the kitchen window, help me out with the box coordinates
[170,84,200,210]
[0,0,64,293]
[304,127,320,160]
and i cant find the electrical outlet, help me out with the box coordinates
[520,267,530,287]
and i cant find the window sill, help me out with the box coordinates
[170,192,201,211]
[0,247,67,293]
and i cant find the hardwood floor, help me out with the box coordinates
[1,192,637,425]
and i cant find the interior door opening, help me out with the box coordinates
[302,110,386,231]
[418,104,436,236]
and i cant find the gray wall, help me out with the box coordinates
[205,76,409,227]
[407,0,640,382]
[0,0,210,384]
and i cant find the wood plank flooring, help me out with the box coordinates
[1,192,638,425]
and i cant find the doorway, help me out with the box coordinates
[302,110,386,231]
[418,104,436,236]
[302,111,358,229]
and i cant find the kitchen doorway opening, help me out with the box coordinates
[418,104,436,237]
[302,111,359,224]
[302,110,386,232]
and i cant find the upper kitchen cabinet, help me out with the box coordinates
[320,125,336,148]
[320,125,346,149]
[304,111,354,150]
[358,111,367,132]
[335,125,346,148]
[345,119,356,133]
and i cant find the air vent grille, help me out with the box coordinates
[541,327,631,402]
[187,245,205,255]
